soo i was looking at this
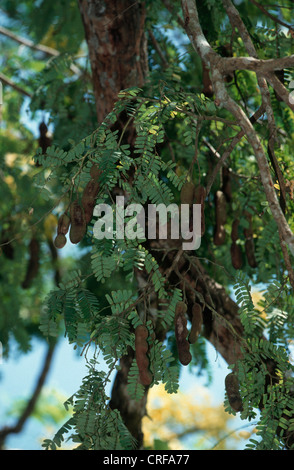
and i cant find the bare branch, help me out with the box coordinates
[0,25,81,76]
[205,105,265,196]
[220,55,294,75]
[0,72,32,98]
[0,25,59,56]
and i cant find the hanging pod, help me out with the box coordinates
[174,301,192,366]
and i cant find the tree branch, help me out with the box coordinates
[0,72,32,98]
[0,25,81,76]
[249,0,294,34]
[181,0,294,258]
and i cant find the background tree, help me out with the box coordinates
[1,0,294,450]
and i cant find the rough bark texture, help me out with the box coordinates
[78,0,148,124]
[78,0,149,447]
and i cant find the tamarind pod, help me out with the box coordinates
[231,219,239,242]
[215,190,227,225]
[135,325,153,386]
[188,303,203,344]
[221,167,232,202]
[69,201,86,244]
[90,164,102,179]
[175,301,187,316]
[180,181,195,205]
[139,369,153,387]
[194,186,206,236]
[54,233,67,249]
[81,179,100,224]
[230,242,243,269]
[225,372,243,412]
[57,213,71,235]
[245,238,257,268]
[243,211,253,239]
[21,238,40,289]
[175,304,192,366]
[213,224,226,246]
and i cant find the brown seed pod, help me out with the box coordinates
[188,303,203,344]
[69,200,86,244]
[231,219,239,243]
[135,325,153,386]
[175,302,192,366]
[90,164,102,179]
[22,238,40,289]
[215,190,227,225]
[180,181,195,206]
[57,213,71,235]
[54,233,67,249]
[243,211,253,239]
[202,60,213,98]
[245,238,257,268]
[225,372,243,412]
[230,242,243,269]
[221,167,232,202]
[194,185,206,236]
[81,178,100,224]
[213,224,226,246]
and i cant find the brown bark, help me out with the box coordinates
[78,0,148,124]
[78,0,149,447]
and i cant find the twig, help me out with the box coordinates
[0,72,32,98]
[249,0,294,34]
[148,29,169,68]
[0,25,81,75]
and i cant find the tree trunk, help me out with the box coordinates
[78,0,149,447]
[78,0,148,124]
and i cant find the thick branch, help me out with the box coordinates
[220,55,294,75]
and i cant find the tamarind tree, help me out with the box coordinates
[1,0,294,451]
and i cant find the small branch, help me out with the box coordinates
[249,0,294,34]
[265,72,294,111]
[205,105,265,196]
[148,29,169,69]
[0,72,32,98]
[0,25,59,56]
[161,0,185,29]
[0,25,81,76]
